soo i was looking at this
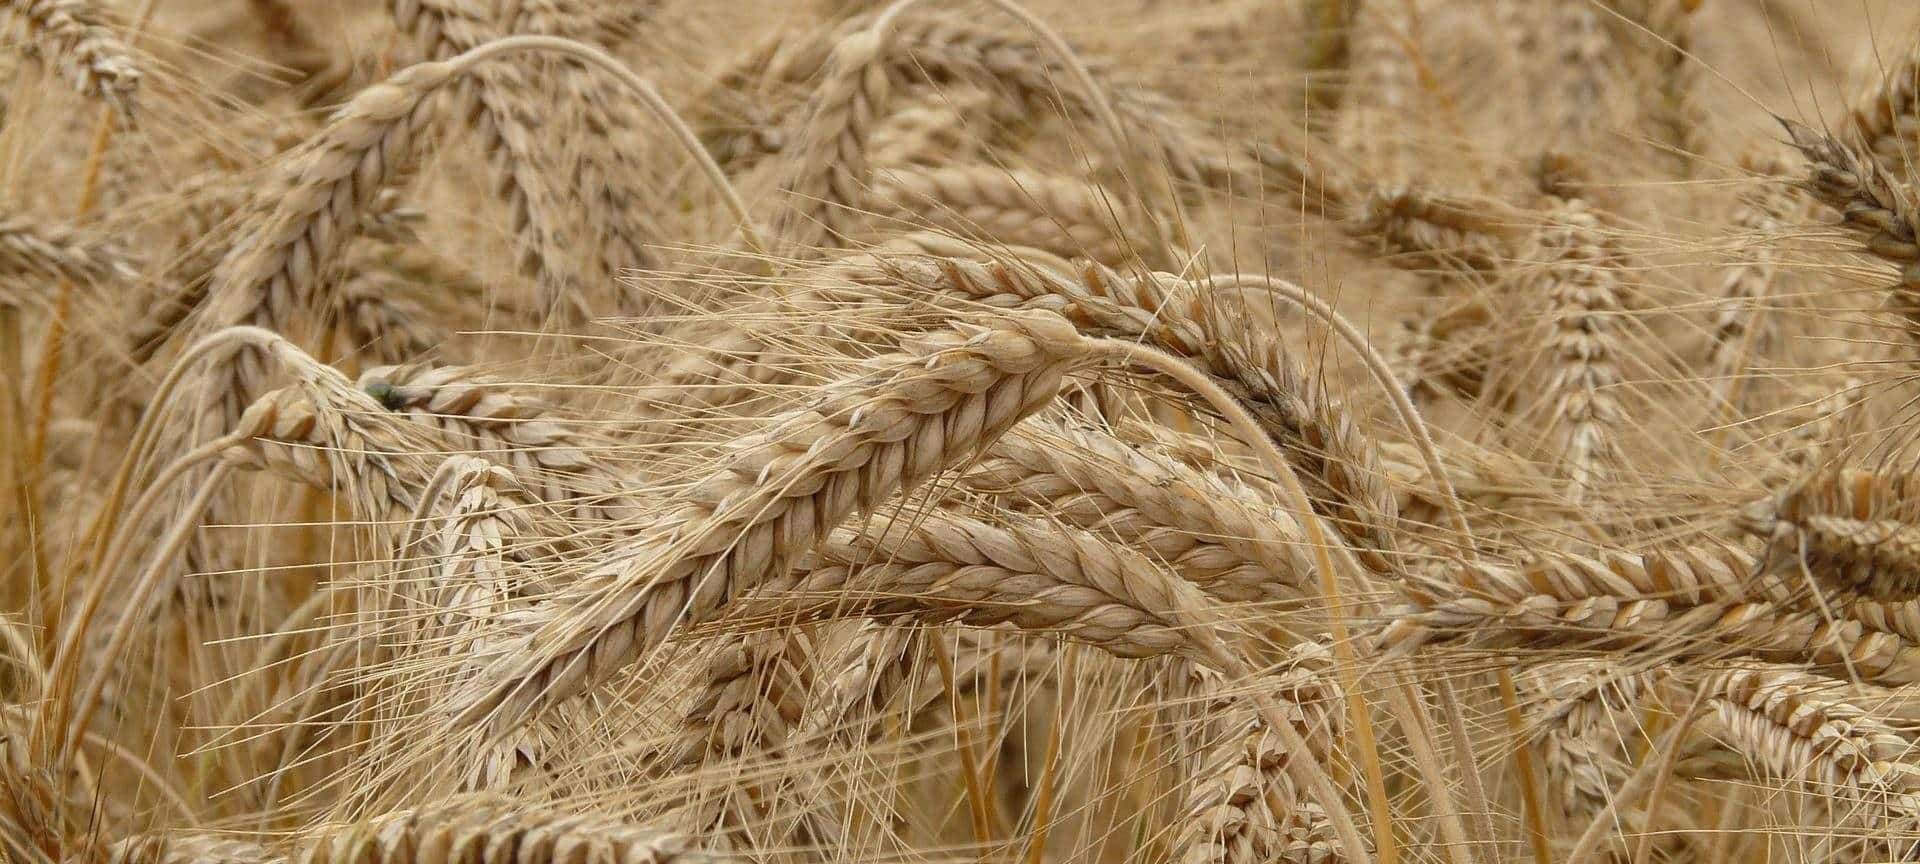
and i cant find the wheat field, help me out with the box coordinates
[8,0,1920,861]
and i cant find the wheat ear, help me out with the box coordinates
[357,364,632,522]
[2,0,140,116]
[1378,544,1920,683]
[1781,118,1920,342]
[876,255,1404,573]
[751,508,1228,660]
[769,25,893,255]
[1523,660,1661,822]
[1350,186,1522,274]
[962,422,1312,603]
[294,796,709,864]
[1529,197,1626,502]
[0,210,136,285]
[1174,643,1346,864]
[448,310,1094,731]
[1685,664,1920,840]
[1742,465,1920,600]
[107,834,283,864]
[1706,151,1797,409]
[1849,40,1920,175]
[870,165,1133,262]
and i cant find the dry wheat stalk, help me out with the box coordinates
[961,422,1311,603]
[3,0,139,116]
[869,165,1132,262]
[1528,197,1625,502]
[295,796,710,864]
[448,310,1094,731]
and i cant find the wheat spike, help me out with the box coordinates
[3,0,139,116]
[448,310,1094,732]
[295,796,709,864]
[1526,198,1625,502]
[1744,465,1920,600]
[869,165,1132,262]
[962,422,1311,603]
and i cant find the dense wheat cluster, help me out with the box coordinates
[13,0,1920,861]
